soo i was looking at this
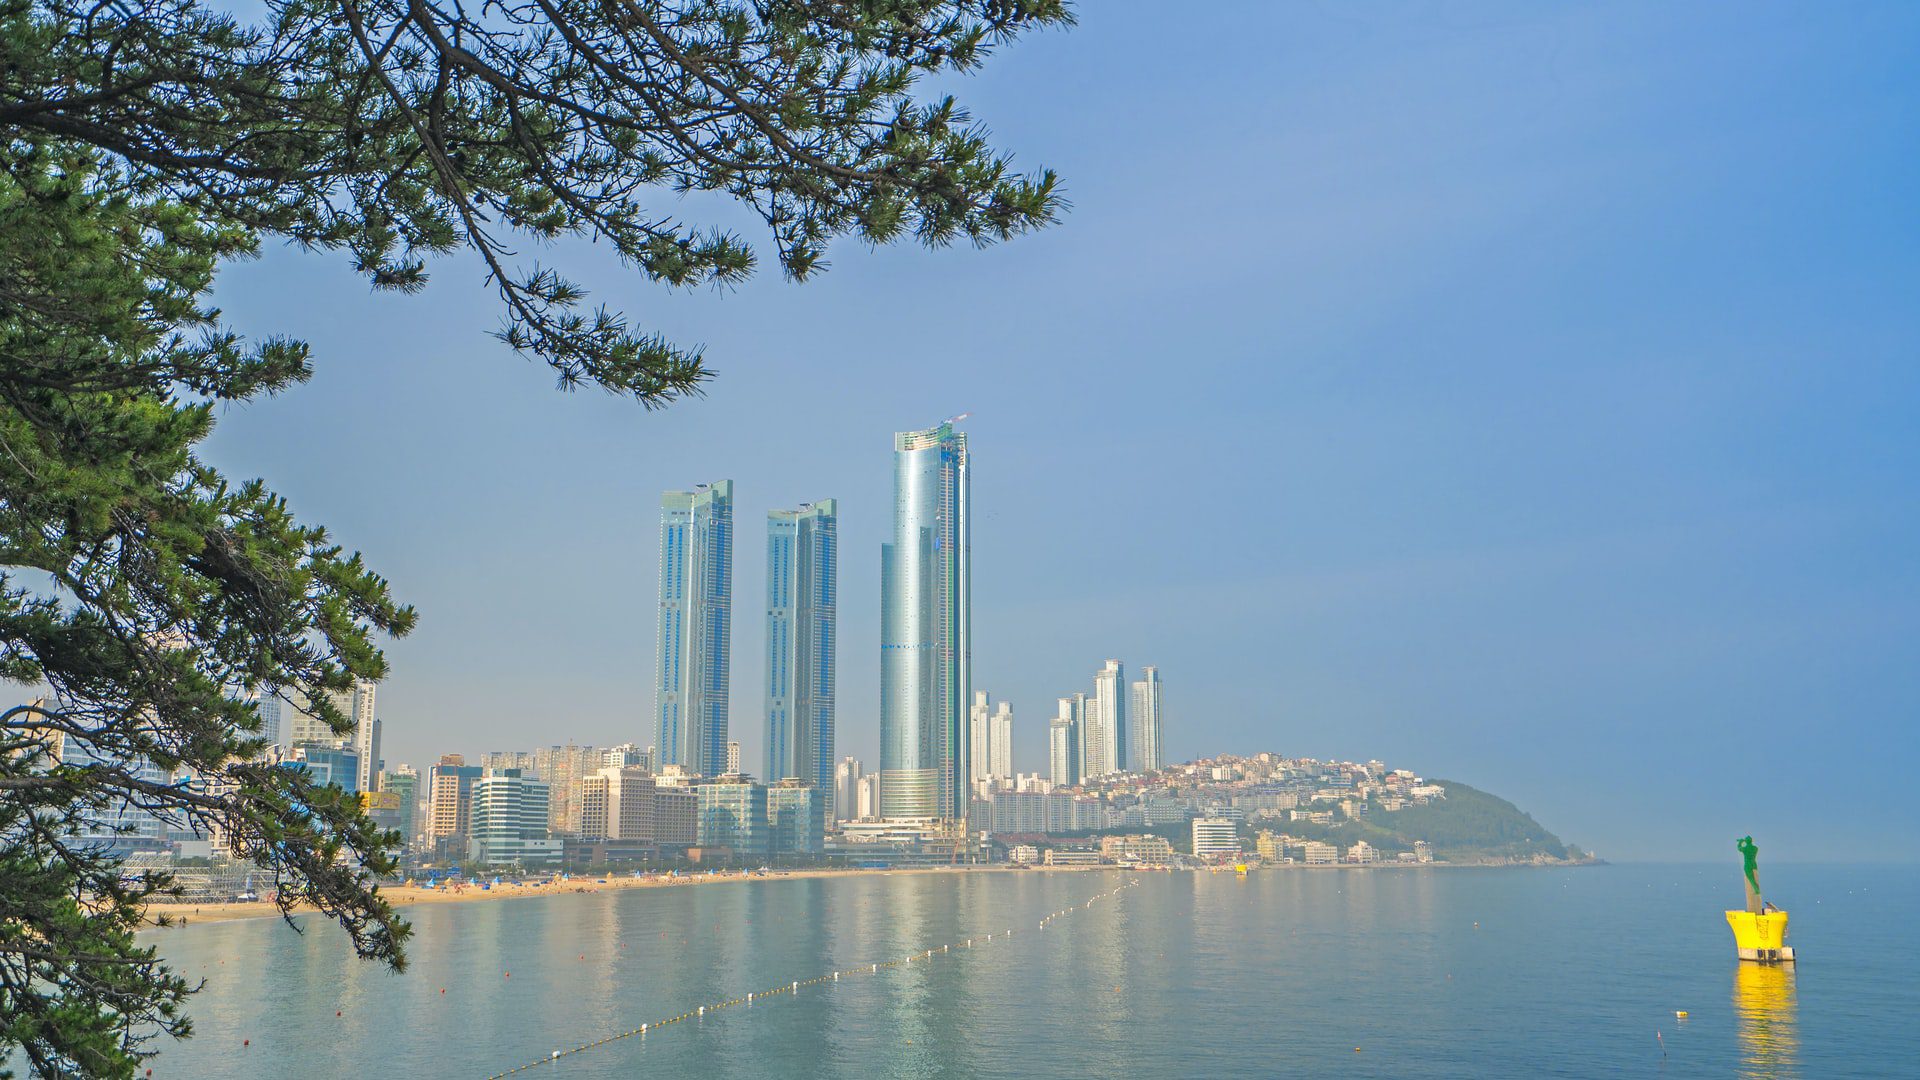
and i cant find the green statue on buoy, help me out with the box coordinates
[1738,836,1763,913]
[1726,835,1794,962]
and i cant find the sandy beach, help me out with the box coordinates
[144,865,1107,928]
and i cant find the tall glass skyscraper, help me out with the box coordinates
[880,421,970,820]
[1129,666,1163,772]
[656,480,733,778]
[765,499,836,794]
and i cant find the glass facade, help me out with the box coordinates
[656,480,733,778]
[880,422,970,820]
[767,780,826,854]
[696,778,769,855]
[764,500,836,795]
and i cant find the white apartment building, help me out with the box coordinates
[1191,817,1239,860]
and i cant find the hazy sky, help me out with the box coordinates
[197,2,1919,860]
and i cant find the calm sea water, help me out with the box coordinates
[138,863,1916,1078]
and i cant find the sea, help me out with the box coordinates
[139,863,1916,1078]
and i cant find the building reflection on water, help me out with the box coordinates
[1733,963,1798,1079]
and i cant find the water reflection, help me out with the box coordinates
[1732,963,1798,1078]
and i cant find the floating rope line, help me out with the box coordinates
[481,878,1141,1078]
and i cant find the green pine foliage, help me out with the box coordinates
[1,2,1069,1075]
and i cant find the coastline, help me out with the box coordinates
[142,858,1598,930]
[140,865,1112,929]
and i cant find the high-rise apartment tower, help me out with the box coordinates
[655,480,733,778]
[1129,666,1163,772]
[1092,659,1126,777]
[765,500,836,794]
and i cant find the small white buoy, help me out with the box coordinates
[552,1051,561,1060]
[697,1006,705,1017]
[792,981,798,991]
[640,1024,648,1033]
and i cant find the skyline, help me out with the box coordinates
[190,3,1919,861]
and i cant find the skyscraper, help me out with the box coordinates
[765,500,836,793]
[347,680,378,792]
[286,680,365,748]
[1049,698,1081,788]
[1092,659,1126,777]
[990,700,1013,782]
[1071,691,1099,780]
[656,480,733,778]
[285,687,335,747]
[1129,666,1163,772]
[880,420,970,820]
[282,679,378,790]
[252,693,282,752]
[969,690,992,785]
[834,757,864,822]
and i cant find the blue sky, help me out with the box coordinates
[200,2,1920,860]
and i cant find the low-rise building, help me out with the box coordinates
[1191,817,1239,860]
[1255,830,1286,863]
[1302,841,1339,865]
[696,775,768,856]
[767,779,826,855]
[1100,834,1175,866]
[654,789,698,846]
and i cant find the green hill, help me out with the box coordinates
[1255,780,1581,863]
[1375,780,1577,861]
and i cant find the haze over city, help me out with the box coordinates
[196,3,1918,863]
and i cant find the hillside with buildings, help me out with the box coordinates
[998,754,1591,868]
